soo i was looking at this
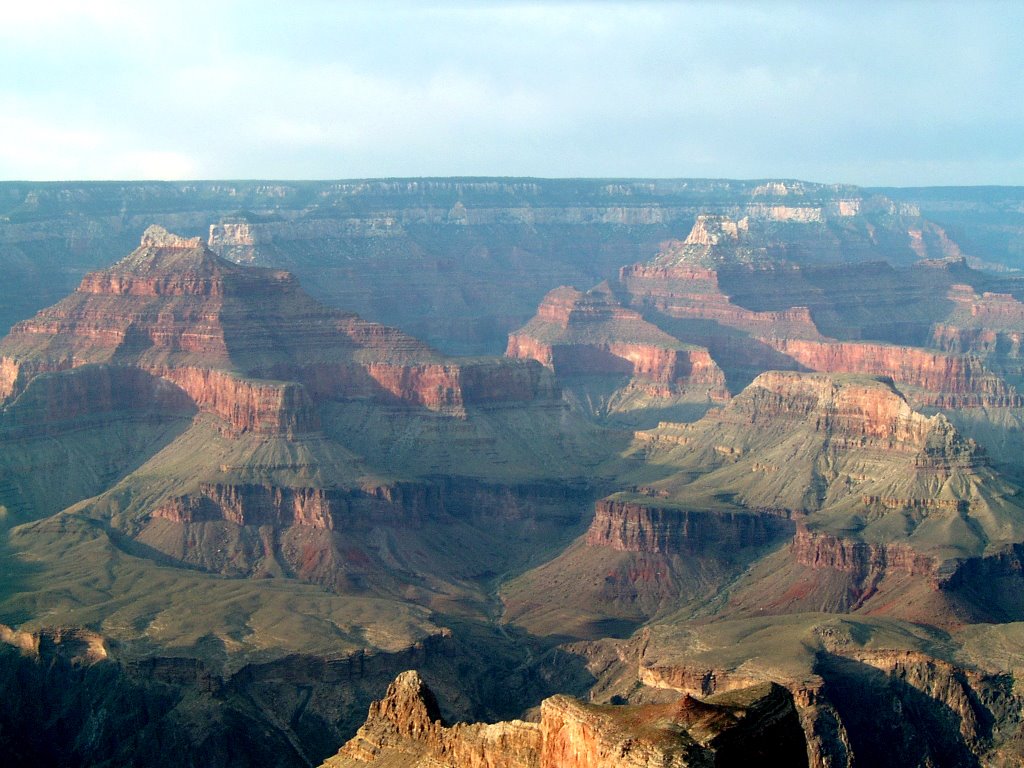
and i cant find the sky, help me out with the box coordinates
[1,0,1021,186]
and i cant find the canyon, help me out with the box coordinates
[3,179,1024,766]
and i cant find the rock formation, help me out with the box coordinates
[5,181,1024,768]
[321,670,808,767]
[610,614,1024,768]
[0,227,601,614]
[507,370,1024,635]
[507,284,728,420]
[0,226,558,429]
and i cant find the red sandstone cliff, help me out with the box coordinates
[507,285,728,400]
[585,500,790,555]
[767,338,1020,408]
[0,226,558,434]
[569,371,1024,625]
[613,217,1023,407]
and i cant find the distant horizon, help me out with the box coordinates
[2,176,1024,192]
[3,1,1021,187]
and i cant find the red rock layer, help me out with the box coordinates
[619,262,824,340]
[727,371,936,446]
[767,339,1020,407]
[154,484,336,529]
[507,286,729,398]
[151,481,453,532]
[0,365,195,437]
[157,367,318,435]
[619,244,1021,406]
[932,286,1024,384]
[531,286,641,327]
[1,227,558,431]
[508,336,727,397]
[585,500,791,555]
[790,525,939,582]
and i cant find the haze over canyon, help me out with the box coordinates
[3,178,1024,766]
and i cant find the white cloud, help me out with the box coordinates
[0,1,1021,184]
[0,108,198,180]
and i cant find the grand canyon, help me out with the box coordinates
[4,179,1024,766]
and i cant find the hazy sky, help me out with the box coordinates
[1,1,1021,186]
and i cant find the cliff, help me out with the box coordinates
[508,370,1024,633]
[789,525,940,601]
[622,614,1024,768]
[585,500,790,555]
[0,226,559,431]
[507,285,728,402]
[321,670,808,768]
[767,338,1020,408]
[613,216,1024,406]
[0,364,194,437]
[619,260,824,341]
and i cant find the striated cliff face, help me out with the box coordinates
[0,364,195,436]
[620,260,823,341]
[159,366,319,435]
[930,285,1024,387]
[611,215,1024,407]
[507,285,729,405]
[536,371,1024,627]
[721,370,936,442]
[585,500,791,556]
[154,483,340,529]
[0,226,559,432]
[767,338,1020,408]
[322,670,808,768]
[790,525,939,587]
[134,476,592,601]
[814,649,1024,767]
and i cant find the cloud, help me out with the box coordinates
[0,105,198,180]
[0,1,1021,184]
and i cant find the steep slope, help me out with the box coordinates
[507,283,728,424]
[320,669,807,768]
[620,216,1021,408]
[0,226,612,618]
[506,372,1024,635]
[579,613,1024,768]
[0,225,556,424]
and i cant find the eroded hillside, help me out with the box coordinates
[3,180,1024,766]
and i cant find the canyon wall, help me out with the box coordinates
[585,500,791,556]
[323,670,808,768]
[768,339,1020,408]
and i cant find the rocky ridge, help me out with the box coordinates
[506,370,1024,636]
[0,226,557,429]
[507,284,728,420]
[4,182,1024,767]
[321,670,808,768]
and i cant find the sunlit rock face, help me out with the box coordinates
[321,670,808,768]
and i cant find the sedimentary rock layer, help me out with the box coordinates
[585,501,790,555]
[322,670,808,768]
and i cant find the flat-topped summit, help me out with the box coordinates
[684,213,750,246]
[94,225,248,284]
[0,226,557,425]
[139,224,204,250]
[652,214,768,268]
